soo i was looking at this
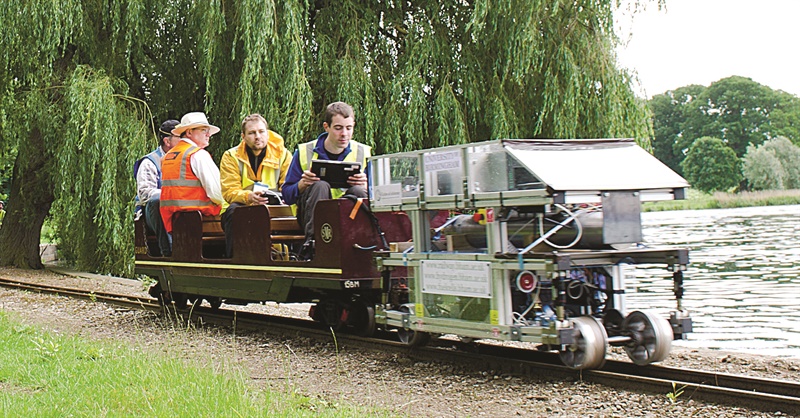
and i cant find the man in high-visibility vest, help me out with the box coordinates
[219,114,291,257]
[134,119,180,256]
[282,102,371,260]
[160,112,224,242]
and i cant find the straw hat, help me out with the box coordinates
[172,112,220,136]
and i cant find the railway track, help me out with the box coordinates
[1,274,797,415]
[440,340,800,415]
[0,277,161,312]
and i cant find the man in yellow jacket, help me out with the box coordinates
[220,114,291,257]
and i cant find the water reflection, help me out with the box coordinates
[630,205,800,358]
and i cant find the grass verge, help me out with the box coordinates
[643,189,800,212]
[0,311,380,417]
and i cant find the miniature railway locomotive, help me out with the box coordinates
[135,138,693,370]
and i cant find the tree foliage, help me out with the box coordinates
[0,2,152,272]
[648,84,706,174]
[0,0,657,275]
[681,137,742,193]
[686,76,790,157]
[742,137,800,190]
[192,0,656,157]
[649,76,800,175]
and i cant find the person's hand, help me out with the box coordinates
[298,169,320,193]
[347,172,367,187]
[247,191,269,205]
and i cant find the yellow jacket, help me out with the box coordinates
[220,130,292,208]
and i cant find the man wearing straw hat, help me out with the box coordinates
[160,112,224,238]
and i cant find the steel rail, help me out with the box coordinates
[422,340,800,415]
[0,277,160,312]
[603,360,800,398]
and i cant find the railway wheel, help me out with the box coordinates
[148,281,164,301]
[312,300,345,332]
[171,293,188,310]
[622,310,672,366]
[349,299,376,337]
[396,306,430,347]
[150,282,175,308]
[622,311,673,366]
[191,296,207,311]
[206,297,223,310]
[558,316,608,370]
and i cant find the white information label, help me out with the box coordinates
[372,183,403,206]
[423,150,462,173]
[420,260,492,298]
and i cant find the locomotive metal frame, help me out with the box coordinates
[134,138,693,370]
[370,139,692,369]
[134,200,413,332]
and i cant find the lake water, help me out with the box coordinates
[627,204,800,358]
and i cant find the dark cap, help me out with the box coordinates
[159,119,180,139]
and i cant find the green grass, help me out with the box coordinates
[643,189,800,212]
[0,312,379,417]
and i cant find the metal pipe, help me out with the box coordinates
[607,335,632,345]
[439,211,608,251]
[672,269,684,311]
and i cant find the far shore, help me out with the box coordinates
[643,189,800,212]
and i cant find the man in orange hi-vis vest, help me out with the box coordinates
[160,112,224,244]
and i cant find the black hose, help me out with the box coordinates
[342,194,389,250]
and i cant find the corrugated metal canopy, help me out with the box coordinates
[504,139,689,191]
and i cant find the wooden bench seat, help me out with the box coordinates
[270,217,301,231]
[204,206,304,243]
[201,215,225,244]
[266,206,305,242]
[270,234,306,241]
[192,207,305,261]
[266,205,293,217]
[202,214,224,235]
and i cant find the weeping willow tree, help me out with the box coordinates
[0,0,657,275]
[193,0,657,156]
[299,0,656,153]
[0,2,153,273]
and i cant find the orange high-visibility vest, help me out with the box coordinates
[160,141,221,233]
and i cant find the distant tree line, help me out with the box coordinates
[649,75,800,193]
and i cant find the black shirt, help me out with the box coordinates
[246,147,265,175]
[326,150,343,161]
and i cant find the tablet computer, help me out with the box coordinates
[310,159,361,189]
